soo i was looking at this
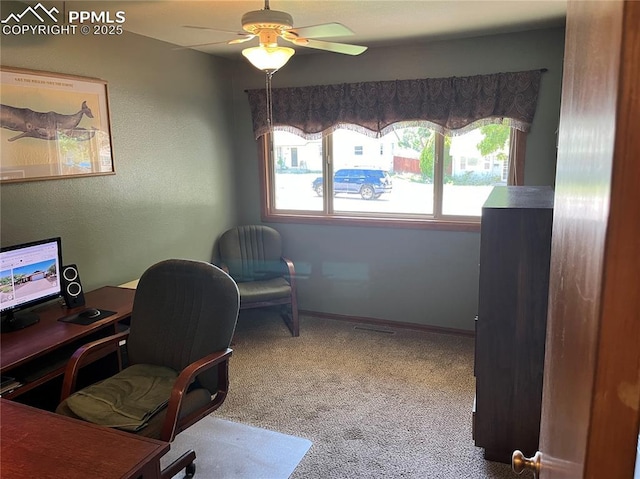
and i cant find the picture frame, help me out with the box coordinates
[0,66,115,183]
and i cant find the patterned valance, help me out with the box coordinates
[246,70,543,139]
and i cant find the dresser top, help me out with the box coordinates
[483,186,554,210]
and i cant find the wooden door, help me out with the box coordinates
[532,1,640,477]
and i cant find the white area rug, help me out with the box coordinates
[161,416,312,479]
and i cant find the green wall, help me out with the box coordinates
[0,17,564,332]
[0,27,238,291]
[229,28,565,331]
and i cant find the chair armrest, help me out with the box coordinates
[60,330,130,402]
[281,256,296,288]
[218,262,230,275]
[160,348,233,442]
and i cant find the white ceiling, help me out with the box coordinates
[49,1,567,58]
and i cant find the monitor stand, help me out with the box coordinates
[1,310,40,333]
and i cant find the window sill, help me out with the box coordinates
[261,212,481,232]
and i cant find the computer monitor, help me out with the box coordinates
[1,237,63,332]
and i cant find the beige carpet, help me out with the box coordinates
[202,310,531,479]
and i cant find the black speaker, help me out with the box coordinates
[61,264,86,308]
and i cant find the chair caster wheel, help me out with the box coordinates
[185,462,196,478]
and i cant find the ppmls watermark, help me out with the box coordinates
[1,2,125,37]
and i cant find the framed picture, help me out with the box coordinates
[0,66,115,183]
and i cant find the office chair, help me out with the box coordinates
[56,259,240,479]
[217,225,299,336]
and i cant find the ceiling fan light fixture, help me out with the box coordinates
[242,45,295,72]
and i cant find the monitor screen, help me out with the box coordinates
[1,237,63,331]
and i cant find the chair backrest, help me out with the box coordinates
[218,225,284,282]
[127,259,239,392]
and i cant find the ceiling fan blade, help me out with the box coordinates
[172,38,253,51]
[287,22,354,39]
[182,25,245,36]
[302,39,368,56]
[228,35,256,45]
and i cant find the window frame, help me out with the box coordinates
[259,127,515,232]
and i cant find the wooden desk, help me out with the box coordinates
[0,399,169,479]
[1,286,135,405]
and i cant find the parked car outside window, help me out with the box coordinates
[312,168,393,200]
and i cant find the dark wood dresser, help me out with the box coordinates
[473,185,554,463]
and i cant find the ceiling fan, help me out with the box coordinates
[184,0,368,71]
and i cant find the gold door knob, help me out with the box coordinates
[512,450,542,478]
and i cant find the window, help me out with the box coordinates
[248,71,541,227]
[248,71,542,228]
[265,123,511,227]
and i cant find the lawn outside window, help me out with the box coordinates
[260,123,513,230]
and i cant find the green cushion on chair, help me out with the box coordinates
[237,277,291,303]
[65,363,178,431]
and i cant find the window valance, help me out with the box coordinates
[246,70,543,140]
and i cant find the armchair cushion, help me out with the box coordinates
[218,226,284,282]
[237,277,292,303]
[65,363,178,431]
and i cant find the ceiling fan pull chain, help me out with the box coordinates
[266,71,274,132]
